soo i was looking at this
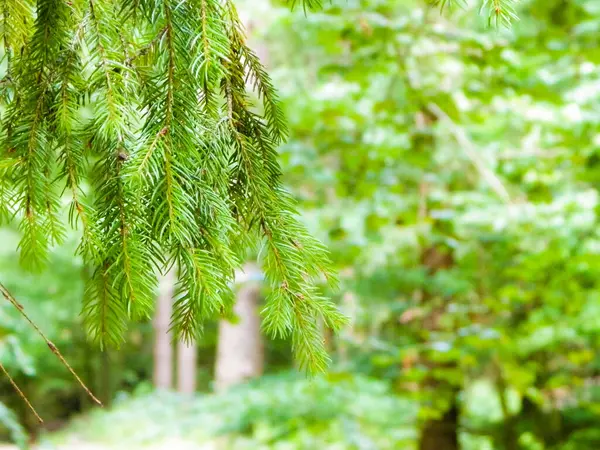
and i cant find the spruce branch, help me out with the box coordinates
[429,0,467,14]
[430,0,520,27]
[6,0,72,269]
[219,5,344,371]
[0,0,345,374]
[84,0,157,342]
[481,0,519,28]
[288,0,323,13]
[0,0,34,57]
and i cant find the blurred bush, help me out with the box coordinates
[48,373,417,450]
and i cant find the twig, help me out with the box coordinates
[0,361,43,423]
[428,103,512,204]
[0,282,103,406]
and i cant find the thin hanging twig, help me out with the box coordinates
[0,361,43,423]
[0,282,103,406]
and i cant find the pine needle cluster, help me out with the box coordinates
[431,0,520,27]
[0,0,346,374]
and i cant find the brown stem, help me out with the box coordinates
[0,282,103,406]
[0,361,43,423]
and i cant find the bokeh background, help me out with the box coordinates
[3,0,600,449]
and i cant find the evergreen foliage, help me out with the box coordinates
[0,0,347,374]
[0,0,515,373]
[433,0,520,26]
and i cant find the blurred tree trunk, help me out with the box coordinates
[496,366,519,450]
[153,268,175,390]
[176,339,197,394]
[409,108,462,450]
[420,403,459,450]
[419,396,460,450]
[214,263,263,391]
[416,244,461,450]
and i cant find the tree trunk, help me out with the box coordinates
[153,268,175,390]
[176,339,197,395]
[214,263,263,391]
[496,367,519,450]
[419,399,460,450]
[417,244,461,450]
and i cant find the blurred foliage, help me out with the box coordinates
[47,373,416,450]
[0,403,27,450]
[261,0,600,448]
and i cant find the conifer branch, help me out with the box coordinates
[6,0,72,270]
[219,4,344,372]
[482,0,519,27]
[432,0,520,27]
[0,0,345,374]
[162,1,177,235]
[289,0,323,13]
[84,0,156,338]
